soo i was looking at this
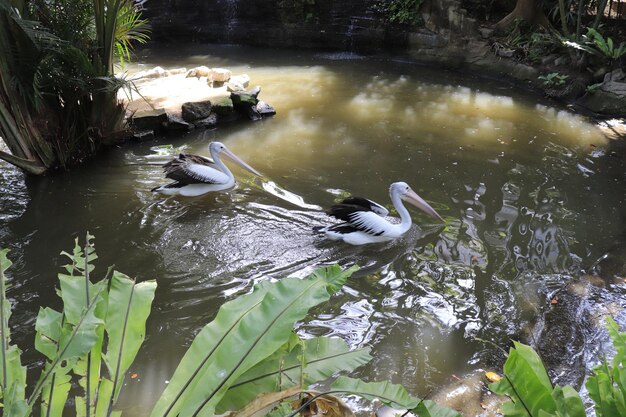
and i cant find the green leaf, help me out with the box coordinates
[28,285,105,406]
[151,265,355,417]
[41,372,71,417]
[330,376,420,409]
[216,336,372,412]
[489,342,556,417]
[102,272,157,410]
[551,385,585,417]
[35,307,63,360]
[414,400,462,417]
[0,249,29,417]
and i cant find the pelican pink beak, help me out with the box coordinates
[403,189,444,222]
[220,146,262,177]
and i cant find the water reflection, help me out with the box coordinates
[1,45,625,415]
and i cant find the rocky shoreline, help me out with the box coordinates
[121,66,276,141]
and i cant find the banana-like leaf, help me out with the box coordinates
[41,372,71,417]
[28,286,105,406]
[151,265,356,417]
[330,376,420,409]
[413,400,462,417]
[102,271,157,412]
[551,385,585,417]
[0,249,29,417]
[217,336,372,413]
[489,342,556,417]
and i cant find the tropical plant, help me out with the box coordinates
[372,0,422,26]
[586,317,626,417]
[563,27,626,61]
[1,238,460,417]
[489,317,626,417]
[0,235,157,417]
[0,0,148,175]
[539,72,569,86]
[151,264,461,417]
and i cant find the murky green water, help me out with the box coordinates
[2,44,625,415]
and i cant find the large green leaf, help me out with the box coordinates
[151,265,356,417]
[551,385,585,417]
[414,400,462,417]
[28,286,105,406]
[216,336,372,413]
[40,372,71,417]
[0,249,29,417]
[101,271,157,410]
[489,342,556,417]
[330,376,420,409]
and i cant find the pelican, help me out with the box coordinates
[151,141,261,196]
[320,182,443,245]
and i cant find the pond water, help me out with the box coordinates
[2,44,626,415]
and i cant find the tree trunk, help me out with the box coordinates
[495,0,552,31]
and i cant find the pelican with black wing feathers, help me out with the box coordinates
[152,141,261,196]
[320,182,443,245]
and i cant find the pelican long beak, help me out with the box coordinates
[404,189,444,222]
[221,146,262,176]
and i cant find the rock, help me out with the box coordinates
[211,97,234,115]
[226,74,251,92]
[248,85,261,98]
[576,69,626,116]
[194,113,218,129]
[231,91,260,119]
[256,100,276,117]
[230,74,250,88]
[209,68,232,82]
[208,68,232,87]
[131,130,155,141]
[496,48,515,58]
[541,54,558,66]
[409,31,447,49]
[375,372,505,417]
[181,100,212,121]
[167,67,188,76]
[145,66,168,78]
[478,27,493,39]
[428,371,505,416]
[131,108,168,131]
[165,114,194,131]
[186,66,211,79]
[553,56,570,66]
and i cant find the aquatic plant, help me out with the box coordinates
[0,234,157,417]
[0,236,461,417]
[489,317,626,417]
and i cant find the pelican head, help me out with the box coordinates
[390,181,443,221]
[210,141,262,176]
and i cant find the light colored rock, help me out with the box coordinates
[186,66,211,79]
[230,74,250,87]
[167,67,188,76]
[209,68,232,83]
[577,69,626,116]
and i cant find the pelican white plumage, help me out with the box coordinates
[320,182,443,245]
[151,141,261,196]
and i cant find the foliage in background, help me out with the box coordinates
[0,0,148,175]
[372,0,423,26]
[539,72,569,86]
[0,235,157,417]
[490,317,626,417]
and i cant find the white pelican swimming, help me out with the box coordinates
[320,182,443,245]
[151,141,261,196]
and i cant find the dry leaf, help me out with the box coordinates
[484,371,501,382]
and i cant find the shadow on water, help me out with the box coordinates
[1,44,626,414]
